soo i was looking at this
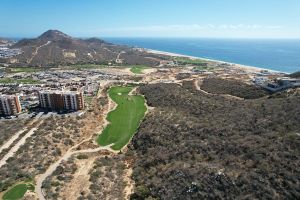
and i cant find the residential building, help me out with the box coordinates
[260,77,300,92]
[253,76,269,85]
[38,90,84,111]
[0,95,22,116]
[115,58,124,64]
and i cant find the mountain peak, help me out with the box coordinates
[38,30,71,41]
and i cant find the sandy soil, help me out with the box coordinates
[60,155,98,200]
[123,165,134,199]
[124,68,135,75]
[143,68,157,74]
[99,67,132,76]
[23,191,39,200]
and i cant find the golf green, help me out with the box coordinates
[97,86,147,150]
[130,66,148,74]
[2,183,34,200]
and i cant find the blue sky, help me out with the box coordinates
[1,0,300,38]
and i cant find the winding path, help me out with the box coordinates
[194,79,211,95]
[28,41,51,63]
[194,79,244,100]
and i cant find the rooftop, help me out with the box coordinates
[39,90,82,95]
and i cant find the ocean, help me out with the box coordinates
[104,38,300,73]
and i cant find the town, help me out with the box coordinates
[0,41,22,59]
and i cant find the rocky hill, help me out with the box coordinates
[128,82,300,199]
[290,71,300,78]
[1,30,159,67]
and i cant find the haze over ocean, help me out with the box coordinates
[105,38,300,73]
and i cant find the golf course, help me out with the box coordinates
[97,86,147,150]
[2,183,34,200]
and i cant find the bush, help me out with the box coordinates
[76,154,88,159]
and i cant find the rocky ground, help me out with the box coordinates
[0,93,105,194]
[1,64,298,199]
[200,77,269,99]
[127,82,300,199]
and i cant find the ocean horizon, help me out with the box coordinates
[105,38,300,73]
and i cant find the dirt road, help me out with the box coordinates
[0,127,38,168]
[0,112,44,156]
[0,129,27,155]
[28,41,51,63]
[35,144,113,200]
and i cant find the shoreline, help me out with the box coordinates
[146,49,287,74]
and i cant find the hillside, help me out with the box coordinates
[201,78,269,99]
[128,82,300,199]
[2,30,159,67]
[290,71,300,78]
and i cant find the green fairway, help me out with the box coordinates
[97,86,147,150]
[2,183,34,200]
[130,65,148,74]
[175,57,208,65]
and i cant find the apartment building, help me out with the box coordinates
[0,95,22,116]
[38,90,84,111]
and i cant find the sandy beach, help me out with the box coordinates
[146,49,286,74]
